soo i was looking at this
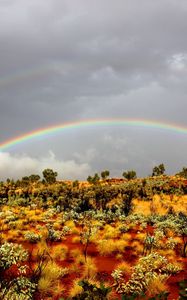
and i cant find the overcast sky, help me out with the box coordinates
[0,0,187,180]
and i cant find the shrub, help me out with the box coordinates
[0,242,36,299]
[69,279,83,298]
[179,279,187,299]
[0,242,28,269]
[71,280,112,299]
[24,232,42,243]
[46,225,62,242]
[112,252,174,296]
[0,277,36,300]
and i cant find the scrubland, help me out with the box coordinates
[0,175,186,299]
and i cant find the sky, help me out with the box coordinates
[0,0,187,180]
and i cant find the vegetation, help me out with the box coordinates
[0,167,186,299]
[122,170,137,180]
[42,168,58,184]
[87,173,100,185]
[152,163,165,177]
[176,167,187,179]
[101,170,110,180]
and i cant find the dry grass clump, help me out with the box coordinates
[106,197,122,209]
[70,262,83,274]
[88,230,102,244]
[133,194,187,216]
[150,195,168,215]
[38,279,65,298]
[75,252,85,263]
[51,244,68,261]
[121,233,132,242]
[44,261,68,277]
[91,220,103,228]
[53,221,62,230]
[38,261,67,297]
[97,238,128,255]
[133,199,151,215]
[172,196,187,213]
[70,248,82,259]
[158,249,176,261]
[69,279,83,298]
[2,206,10,212]
[6,230,22,243]
[115,240,129,252]
[130,240,143,255]
[71,227,80,235]
[31,240,50,261]
[28,215,41,223]
[65,220,76,229]
[115,253,124,260]
[71,254,97,279]
[157,194,187,214]
[102,224,120,239]
[14,219,25,230]
[82,257,98,279]
[115,261,132,274]
[1,224,9,231]
[136,232,146,242]
[34,209,42,215]
[146,275,169,297]
[97,239,115,256]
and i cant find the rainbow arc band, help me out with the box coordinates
[0,118,186,151]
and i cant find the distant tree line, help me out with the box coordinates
[2,163,187,189]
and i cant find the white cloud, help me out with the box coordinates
[168,53,187,71]
[0,151,91,180]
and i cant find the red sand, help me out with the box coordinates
[2,227,187,299]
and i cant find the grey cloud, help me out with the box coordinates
[0,0,187,177]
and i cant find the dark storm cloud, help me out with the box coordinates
[0,0,187,179]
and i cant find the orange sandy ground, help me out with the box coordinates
[15,227,186,300]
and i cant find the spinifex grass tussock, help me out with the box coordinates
[37,261,68,296]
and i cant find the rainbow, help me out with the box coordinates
[0,118,187,151]
[0,65,50,88]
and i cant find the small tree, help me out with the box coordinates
[87,173,100,185]
[80,217,98,263]
[87,175,93,184]
[72,180,79,188]
[29,174,40,183]
[152,163,165,176]
[122,170,137,180]
[21,176,30,186]
[101,170,110,180]
[121,189,134,216]
[42,168,58,184]
[176,167,187,179]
